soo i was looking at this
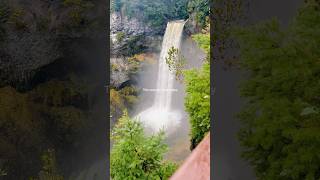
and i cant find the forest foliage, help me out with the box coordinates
[184,33,210,149]
[234,1,320,179]
[187,0,209,28]
[110,111,177,179]
[184,61,210,149]
[165,47,186,81]
[184,1,210,149]
[192,33,210,55]
[112,0,209,29]
[110,86,139,119]
[0,76,89,179]
[112,0,189,27]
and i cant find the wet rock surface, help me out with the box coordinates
[110,58,130,88]
[0,32,61,87]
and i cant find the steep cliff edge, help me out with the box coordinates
[0,0,105,90]
[110,11,162,88]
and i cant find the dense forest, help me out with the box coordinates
[235,1,320,179]
[111,0,208,29]
[206,0,320,179]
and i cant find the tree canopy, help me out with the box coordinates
[184,33,210,149]
[187,0,210,28]
[235,1,320,179]
[112,0,189,28]
[110,111,177,179]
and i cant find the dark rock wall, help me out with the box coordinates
[0,0,108,179]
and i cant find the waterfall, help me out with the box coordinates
[136,20,186,134]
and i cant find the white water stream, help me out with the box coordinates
[136,20,186,134]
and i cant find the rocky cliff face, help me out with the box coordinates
[110,12,162,88]
[111,12,154,37]
[110,57,130,88]
[0,0,105,90]
[0,31,62,88]
[0,0,63,88]
[184,13,202,35]
[110,12,161,57]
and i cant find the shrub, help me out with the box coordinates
[116,32,125,43]
[184,32,210,149]
[111,111,177,179]
[184,62,210,149]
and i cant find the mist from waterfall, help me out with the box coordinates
[136,20,186,134]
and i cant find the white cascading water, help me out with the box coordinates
[136,20,186,134]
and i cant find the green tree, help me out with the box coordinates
[184,33,210,149]
[192,33,210,56]
[234,1,320,179]
[113,0,189,28]
[165,46,186,81]
[184,62,210,149]
[188,0,210,28]
[0,77,89,179]
[110,111,177,180]
[110,86,139,119]
[116,31,125,42]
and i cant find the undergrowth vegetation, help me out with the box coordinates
[111,111,177,179]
